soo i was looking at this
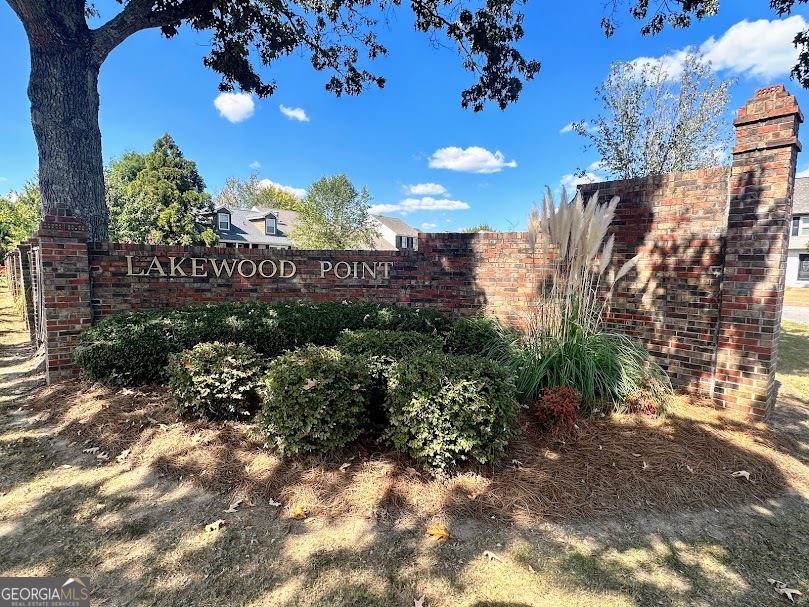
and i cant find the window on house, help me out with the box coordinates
[265,217,277,235]
[218,212,230,231]
[399,236,414,249]
[799,254,809,281]
[794,217,801,237]
[800,216,809,237]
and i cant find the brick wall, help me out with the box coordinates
[36,209,92,383]
[20,85,801,420]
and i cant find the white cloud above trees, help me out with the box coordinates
[405,183,448,196]
[428,146,517,173]
[213,92,255,123]
[279,105,309,122]
[369,197,470,215]
[629,16,807,81]
[258,178,307,198]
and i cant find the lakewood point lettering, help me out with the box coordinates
[125,256,394,280]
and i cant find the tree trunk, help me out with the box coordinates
[28,42,108,241]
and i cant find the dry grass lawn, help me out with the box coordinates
[785,286,809,307]
[1,283,808,606]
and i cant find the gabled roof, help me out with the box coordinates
[209,205,297,245]
[374,215,421,236]
[794,177,809,215]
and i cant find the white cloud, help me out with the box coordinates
[428,146,517,173]
[796,166,809,179]
[405,183,448,196]
[0,177,7,183]
[420,222,438,229]
[629,16,807,81]
[214,92,255,123]
[258,178,307,198]
[279,105,309,122]
[561,121,596,135]
[369,197,470,215]
[559,171,605,193]
[249,161,261,170]
[702,16,806,79]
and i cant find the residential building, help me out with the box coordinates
[206,206,420,251]
[206,206,297,249]
[371,215,422,251]
[788,177,809,287]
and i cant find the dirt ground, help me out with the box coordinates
[1,284,808,607]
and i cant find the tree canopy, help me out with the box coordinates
[112,134,217,245]
[461,223,498,233]
[8,0,809,239]
[291,174,378,249]
[213,174,301,211]
[573,51,734,180]
[0,179,42,257]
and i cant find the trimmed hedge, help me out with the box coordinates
[74,314,173,386]
[257,346,373,455]
[168,342,262,421]
[75,301,450,386]
[385,353,518,475]
[336,329,443,379]
[444,315,504,356]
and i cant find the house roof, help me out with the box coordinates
[210,206,297,245]
[794,177,809,215]
[374,215,421,236]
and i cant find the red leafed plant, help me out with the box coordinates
[536,386,580,431]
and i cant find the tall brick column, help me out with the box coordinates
[714,85,802,419]
[35,208,92,384]
[15,242,37,341]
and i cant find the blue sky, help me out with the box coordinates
[2,2,809,232]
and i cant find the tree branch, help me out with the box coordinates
[91,0,212,64]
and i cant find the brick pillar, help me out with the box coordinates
[15,242,37,341]
[715,84,802,419]
[35,208,92,384]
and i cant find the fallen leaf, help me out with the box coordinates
[303,379,318,391]
[769,579,803,603]
[268,498,281,507]
[632,453,641,457]
[351,384,360,391]
[224,498,244,513]
[686,465,694,473]
[290,505,306,519]
[116,449,131,462]
[511,459,523,467]
[482,550,502,562]
[528,564,536,573]
[414,597,425,607]
[425,522,450,542]
[16,437,25,443]
[339,462,351,472]
[83,447,99,454]
[732,470,751,481]
[643,461,649,470]
[205,519,226,532]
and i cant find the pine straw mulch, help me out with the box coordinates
[26,380,809,524]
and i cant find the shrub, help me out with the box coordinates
[168,342,263,421]
[74,313,174,385]
[535,386,580,431]
[444,315,504,356]
[257,346,373,455]
[76,301,450,386]
[385,353,518,475]
[336,329,443,378]
[336,330,443,426]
